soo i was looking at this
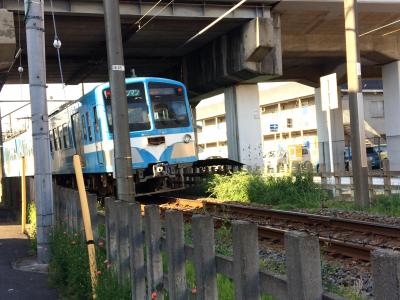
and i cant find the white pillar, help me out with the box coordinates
[383,61,400,171]
[224,85,264,170]
[315,88,345,172]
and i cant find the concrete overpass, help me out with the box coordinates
[1,0,400,93]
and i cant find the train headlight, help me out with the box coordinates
[183,134,192,143]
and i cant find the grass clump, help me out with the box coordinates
[322,194,400,217]
[27,201,37,255]
[49,225,130,300]
[208,171,327,209]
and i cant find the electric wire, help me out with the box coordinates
[184,0,248,46]
[49,0,67,101]
[360,18,400,37]
[17,0,23,102]
[135,0,163,25]
[136,0,174,33]
[48,0,75,152]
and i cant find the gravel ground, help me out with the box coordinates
[300,207,400,226]
[258,245,374,299]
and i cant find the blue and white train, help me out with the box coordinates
[3,77,197,195]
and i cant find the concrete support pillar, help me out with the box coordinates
[224,85,263,169]
[383,61,400,171]
[315,88,345,173]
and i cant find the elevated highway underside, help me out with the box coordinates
[1,0,400,101]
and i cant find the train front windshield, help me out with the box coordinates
[148,82,189,129]
[103,81,189,132]
[104,83,151,132]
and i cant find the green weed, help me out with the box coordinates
[208,171,327,209]
[27,201,37,255]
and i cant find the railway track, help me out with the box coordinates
[158,197,400,261]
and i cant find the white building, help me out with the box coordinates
[195,81,385,171]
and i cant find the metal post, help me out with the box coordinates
[102,0,135,202]
[343,0,370,207]
[24,0,54,262]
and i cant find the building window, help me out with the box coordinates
[206,142,217,148]
[204,118,216,126]
[370,100,384,118]
[301,98,315,107]
[261,104,278,114]
[287,118,293,128]
[219,141,227,146]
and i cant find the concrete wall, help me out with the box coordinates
[342,92,385,140]
[383,61,400,171]
[0,9,16,89]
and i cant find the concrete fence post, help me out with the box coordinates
[58,187,64,225]
[71,190,79,231]
[192,214,218,300]
[165,210,187,300]
[383,159,392,195]
[372,248,400,299]
[144,205,164,300]
[116,201,131,284]
[75,190,83,232]
[127,202,146,300]
[67,189,73,232]
[232,220,260,300]
[53,184,59,224]
[87,193,98,241]
[284,231,323,300]
[105,198,119,268]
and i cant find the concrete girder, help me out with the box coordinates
[2,0,272,19]
[181,15,282,98]
[0,9,16,90]
[283,34,400,63]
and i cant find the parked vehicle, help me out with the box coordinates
[344,146,381,170]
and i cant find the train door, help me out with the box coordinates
[71,113,85,166]
[93,107,104,165]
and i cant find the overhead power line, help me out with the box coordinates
[135,0,163,25]
[359,18,400,37]
[184,0,248,46]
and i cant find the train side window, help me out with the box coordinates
[86,112,93,141]
[53,128,59,150]
[57,126,63,149]
[62,123,70,148]
[49,130,53,152]
[81,115,88,141]
[93,107,100,133]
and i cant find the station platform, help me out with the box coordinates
[0,209,58,300]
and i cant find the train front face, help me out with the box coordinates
[101,77,197,194]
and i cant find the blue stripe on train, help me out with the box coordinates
[52,147,197,175]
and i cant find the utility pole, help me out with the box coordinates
[24,0,54,263]
[102,0,135,201]
[343,0,370,207]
